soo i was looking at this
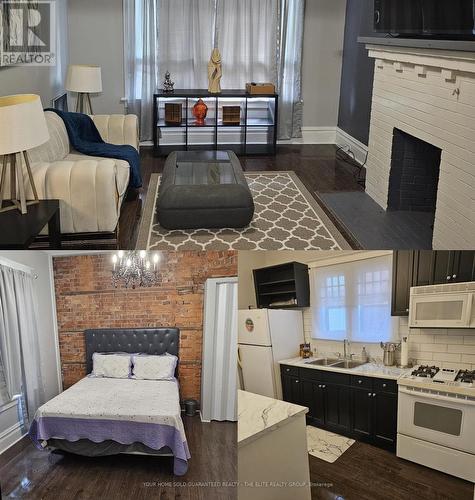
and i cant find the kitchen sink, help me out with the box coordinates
[331,360,367,369]
[306,358,341,366]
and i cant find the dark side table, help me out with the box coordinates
[0,200,61,249]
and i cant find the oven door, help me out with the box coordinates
[398,386,475,455]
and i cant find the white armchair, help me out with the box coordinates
[23,111,139,235]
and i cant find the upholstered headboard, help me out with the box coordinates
[84,328,180,375]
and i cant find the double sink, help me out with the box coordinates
[305,358,367,370]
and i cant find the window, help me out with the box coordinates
[311,255,397,343]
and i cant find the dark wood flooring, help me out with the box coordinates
[0,417,236,500]
[119,145,364,249]
[309,440,473,500]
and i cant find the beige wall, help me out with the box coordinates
[0,0,69,107]
[68,0,125,114]
[302,0,347,128]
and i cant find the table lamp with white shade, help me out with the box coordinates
[0,94,49,214]
[66,64,102,114]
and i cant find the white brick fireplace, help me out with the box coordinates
[364,44,475,249]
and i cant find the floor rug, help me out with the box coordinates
[136,171,351,250]
[306,426,355,464]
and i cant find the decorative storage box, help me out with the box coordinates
[164,103,182,125]
[222,106,241,125]
[246,83,276,95]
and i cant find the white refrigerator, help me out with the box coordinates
[238,309,304,400]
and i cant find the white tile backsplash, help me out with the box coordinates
[304,309,475,370]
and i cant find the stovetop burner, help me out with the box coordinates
[457,370,475,384]
[411,365,440,378]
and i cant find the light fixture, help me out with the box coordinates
[66,65,103,114]
[111,251,161,289]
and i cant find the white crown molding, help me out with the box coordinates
[335,127,369,166]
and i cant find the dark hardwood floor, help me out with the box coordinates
[309,440,473,500]
[119,145,364,249]
[0,417,236,500]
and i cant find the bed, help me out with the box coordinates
[28,328,190,476]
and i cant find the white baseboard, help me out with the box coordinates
[0,422,24,455]
[335,127,368,166]
[278,126,337,145]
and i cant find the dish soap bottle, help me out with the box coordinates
[362,346,369,363]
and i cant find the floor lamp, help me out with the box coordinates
[66,64,102,114]
[0,94,50,214]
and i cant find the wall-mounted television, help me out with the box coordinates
[374,0,475,40]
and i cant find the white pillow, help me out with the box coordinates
[132,354,177,380]
[92,353,131,379]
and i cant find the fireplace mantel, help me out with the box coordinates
[358,36,475,54]
[363,42,475,249]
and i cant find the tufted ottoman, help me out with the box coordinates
[157,151,255,230]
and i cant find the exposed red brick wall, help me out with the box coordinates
[53,252,237,401]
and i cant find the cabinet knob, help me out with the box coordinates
[453,274,457,279]
[447,276,451,281]
[368,393,372,397]
[318,385,322,388]
[358,380,362,384]
[322,385,326,389]
[373,393,377,397]
[295,380,300,384]
[406,308,409,313]
[286,368,290,372]
[382,383,387,388]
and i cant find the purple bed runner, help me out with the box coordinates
[29,416,191,475]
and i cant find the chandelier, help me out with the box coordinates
[111,251,161,289]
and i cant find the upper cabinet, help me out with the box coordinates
[391,251,475,316]
[253,262,310,309]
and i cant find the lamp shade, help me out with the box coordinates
[66,65,102,93]
[0,94,50,155]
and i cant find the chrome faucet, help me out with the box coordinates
[343,339,350,360]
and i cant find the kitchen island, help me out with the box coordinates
[238,390,311,500]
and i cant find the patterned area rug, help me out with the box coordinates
[306,426,355,464]
[136,171,350,250]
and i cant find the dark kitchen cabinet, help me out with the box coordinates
[281,372,302,405]
[281,366,398,452]
[254,262,310,309]
[373,391,398,450]
[392,250,414,316]
[351,388,373,441]
[324,383,351,434]
[392,251,475,316]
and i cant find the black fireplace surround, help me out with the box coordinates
[387,129,442,212]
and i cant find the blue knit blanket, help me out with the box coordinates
[46,109,142,189]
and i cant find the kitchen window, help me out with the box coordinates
[311,254,398,343]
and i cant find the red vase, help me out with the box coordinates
[193,99,208,125]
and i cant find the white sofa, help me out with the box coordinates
[23,111,139,235]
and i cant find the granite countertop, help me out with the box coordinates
[238,390,308,448]
[279,357,410,381]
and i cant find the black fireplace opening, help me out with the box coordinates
[387,129,442,213]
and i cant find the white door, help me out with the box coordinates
[238,309,271,346]
[201,277,238,422]
[238,344,276,398]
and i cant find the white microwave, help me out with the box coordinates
[409,282,475,328]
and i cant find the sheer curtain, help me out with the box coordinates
[311,255,397,343]
[278,0,305,140]
[124,0,159,142]
[0,265,45,422]
[215,0,278,88]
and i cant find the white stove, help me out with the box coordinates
[397,365,475,482]
[399,365,475,392]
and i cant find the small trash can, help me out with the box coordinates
[184,399,199,417]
